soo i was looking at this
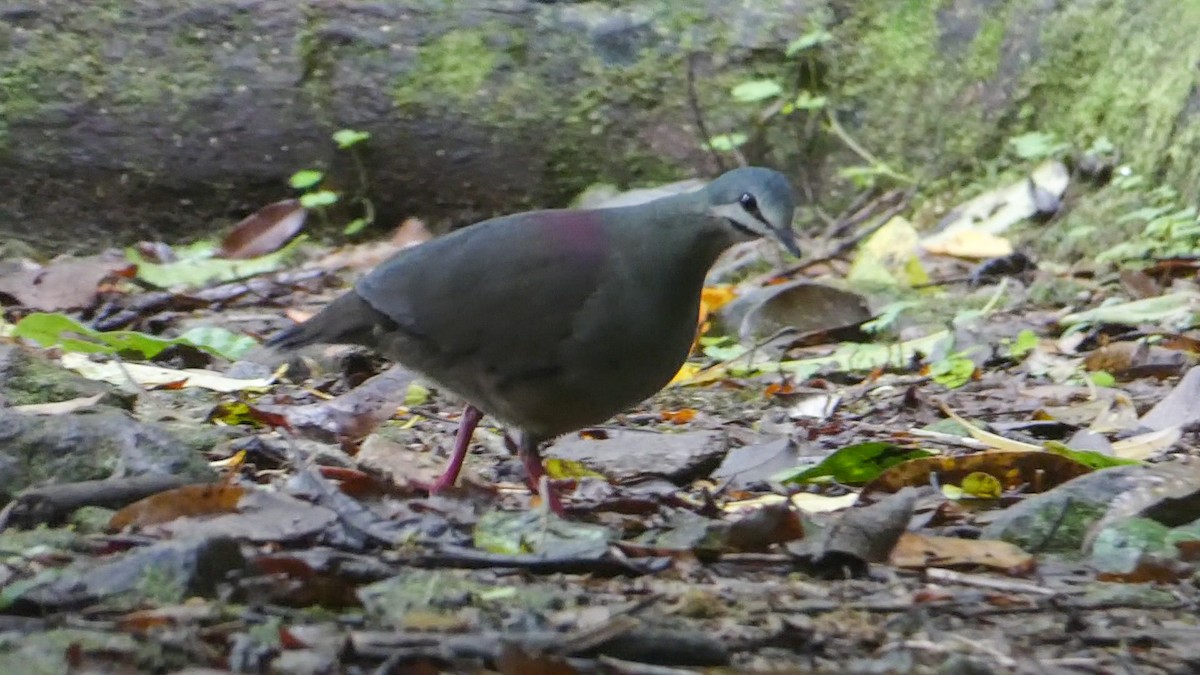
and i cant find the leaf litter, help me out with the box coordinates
[5,182,1200,673]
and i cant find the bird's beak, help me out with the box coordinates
[772,224,803,258]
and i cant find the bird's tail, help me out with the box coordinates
[265,290,385,351]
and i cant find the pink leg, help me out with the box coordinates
[427,404,483,494]
[517,433,564,515]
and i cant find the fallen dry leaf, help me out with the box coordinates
[217,199,306,260]
[109,484,247,529]
[861,451,1092,500]
[0,256,135,311]
[890,532,1035,575]
[59,353,274,392]
[12,393,105,415]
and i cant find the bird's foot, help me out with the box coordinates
[535,475,566,516]
[520,447,566,515]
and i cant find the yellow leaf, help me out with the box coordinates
[847,216,921,287]
[669,361,704,385]
[701,285,737,313]
[960,471,1002,498]
[543,458,606,480]
[921,230,1014,259]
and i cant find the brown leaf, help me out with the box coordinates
[217,199,306,260]
[890,532,1035,575]
[1083,340,1190,380]
[113,487,337,543]
[861,451,1093,500]
[721,501,804,551]
[0,256,134,311]
[108,484,247,529]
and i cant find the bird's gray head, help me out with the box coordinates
[703,167,800,257]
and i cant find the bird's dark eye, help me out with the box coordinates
[738,193,758,212]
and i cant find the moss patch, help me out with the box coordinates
[1024,0,1200,198]
[393,28,502,108]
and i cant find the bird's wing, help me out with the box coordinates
[355,209,609,388]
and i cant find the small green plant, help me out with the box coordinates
[1005,329,1039,359]
[1096,177,1200,262]
[929,353,976,388]
[1007,131,1070,161]
[289,128,376,236]
[709,25,909,190]
[709,26,831,157]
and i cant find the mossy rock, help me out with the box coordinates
[0,406,219,501]
[0,345,132,408]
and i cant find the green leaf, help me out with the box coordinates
[930,355,975,388]
[1044,441,1141,470]
[708,133,748,152]
[1089,370,1116,387]
[862,300,920,334]
[785,28,833,56]
[792,91,827,110]
[776,441,935,485]
[300,191,339,209]
[332,128,371,149]
[126,237,305,289]
[1007,329,1039,358]
[12,313,258,361]
[289,170,324,190]
[1061,291,1200,330]
[177,326,259,360]
[343,217,370,236]
[404,382,430,406]
[731,79,783,103]
[701,342,745,362]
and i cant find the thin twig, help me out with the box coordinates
[925,568,1058,596]
[686,53,727,174]
[778,189,914,277]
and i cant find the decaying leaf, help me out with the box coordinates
[12,393,105,415]
[271,367,418,444]
[890,532,1035,575]
[111,484,337,543]
[718,280,872,341]
[59,352,274,392]
[1139,365,1200,431]
[0,256,134,311]
[860,451,1093,501]
[109,484,247,529]
[789,488,918,578]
